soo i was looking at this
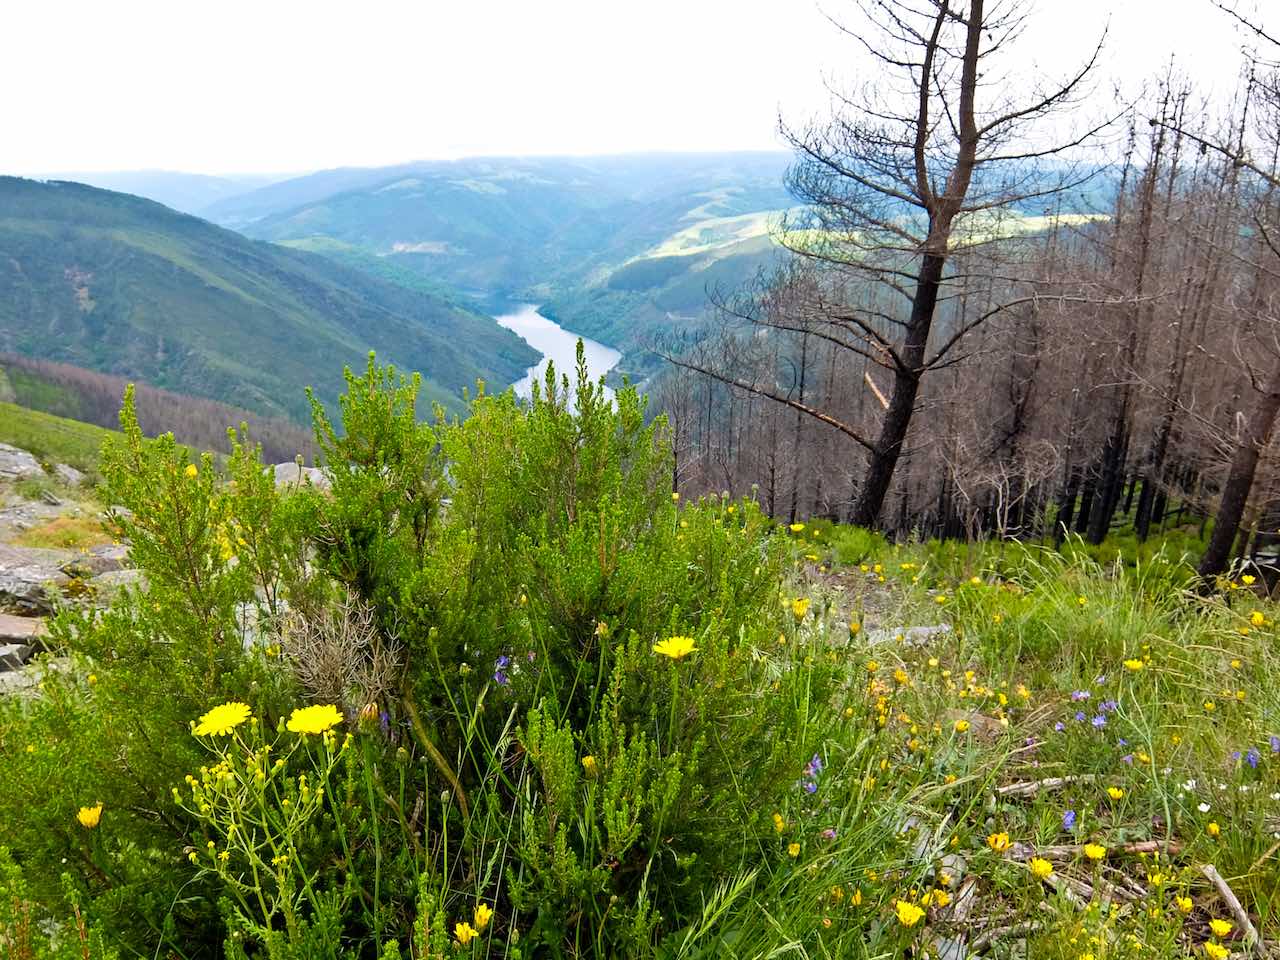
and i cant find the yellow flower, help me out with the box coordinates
[894,900,925,927]
[1083,843,1106,861]
[1077,595,1088,606]
[772,812,785,833]
[931,888,951,907]
[787,842,800,858]
[1204,701,1216,712]
[935,594,948,604]
[1241,574,1256,585]
[1176,895,1193,913]
[286,704,343,735]
[76,803,103,829]
[1204,943,1230,960]
[987,832,1011,853]
[954,719,970,733]
[1209,919,1232,937]
[851,888,863,906]
[1029,857,1054,879]
[849,621,861,635]
[1107,786,1125,801]
[1123,658,1144,671]
[789,522,805,533]
[474,903,493,932]
[653,635,697,660]
[454,921,479,945]
[970,576,982,586]
[1207,821,1221,838]
[194,702,251,737]
[1250,610,1265,627]
[184,463,198,478]
[671,491,680,501]
[581,755,598,778]
[790,597,810,620]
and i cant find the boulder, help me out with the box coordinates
[0,544,73,614]
[0,612,47,644]
[54,463,87,486]
[89,568,147,601]
[60,543,129,578]
[0,643,32,670]
[0,443,43,482]
[272,462,330,492]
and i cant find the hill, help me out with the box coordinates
[36,170,289,217]
[0,177,539,421]
[206,153,795,363]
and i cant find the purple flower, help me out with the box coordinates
[496,655,511,669]
[1062,809,1077,830]
[494,671,509,686]
[1071,690,1091,702]
[1118,738,1128,747]
[1075,711,1087,723]
[1091,715,1106,729]
[1094,674,1108,684]
[805,754,824,779]
[803,780,818,794]
[1054,721,1065,732]
[1100,700,1118,713]
[1121,754,1134,765]
[1231,750,1242,762]
[1246,748,1260,769]
[379,710,390,735]
[821,828,838,840]
[1271,735,1280,754]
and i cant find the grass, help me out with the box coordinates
[12,514,113,550]
[0,401,114,474]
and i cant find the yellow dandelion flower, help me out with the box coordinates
[894,900,925,927]
[455,921,479,945]
[851,888,863,906]
[787,842,801,858]
[849,621,861,635]
[1175,895,1193,913]
[790,597,811,620]
[1249,610,1265,627]
[1204,943,1230,960]
[987,832,1011,852]
[1083,843,1106,861]
[970,576,982,586]
[1241,574,1256,585]
[184,463,198,479]
[1206,821,1221,838]
[773,812,785,833]
[194,702,251,737]
[474,903,493,931]
[1204,701,1216,712]
[1107,786,1125,800]
[931,888,951,907]
[1123,659,1145,672]
[671,491,680,501]
[76,803,103,829]
[1209,919,1232,937]
[954,719,970,733]
[789,522,805,533]
[286,704,343,735]
[652,635,697,660]
[1029,857,1054,879]
[935,594,948,604]
[581,755,598,778]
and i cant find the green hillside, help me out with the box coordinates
[0,400,116,473]
[0,177,539,420]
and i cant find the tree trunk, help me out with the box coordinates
[1198,367,1280,579]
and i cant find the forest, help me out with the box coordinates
[656,0,1280,581]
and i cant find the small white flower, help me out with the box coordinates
[1198,802,1211,813]
[1182,779,1197,791]
[1269,792,1280,801]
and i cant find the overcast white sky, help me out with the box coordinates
[2,0,1266,176]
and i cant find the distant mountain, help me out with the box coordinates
[36,170,289,216]
[200,153,796,369]
[0,177,539,421]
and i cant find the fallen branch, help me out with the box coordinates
[1200,863,1269,958]
[997,774,1096,797]
[1020,839,1181,862]
[971,919,1042,953]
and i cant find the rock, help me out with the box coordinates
[53,463,86,486]
[864,623,953,648]
[0,443,43,482]
[0,499,62,536]
[0,612,48,644]
[89,568,147,600]
[272,462,330,492]
[60,543,129,578]
[0,643,32,669]
[0,544,73,614]
[0,669,37,696]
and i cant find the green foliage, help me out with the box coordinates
[0,848,118,959]
[0,400,114,474]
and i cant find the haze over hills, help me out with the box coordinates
[0,177,538,421]
[35,170,291,217]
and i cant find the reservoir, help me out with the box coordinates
[494,303,622,402]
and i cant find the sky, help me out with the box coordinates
[2,0,1265,176]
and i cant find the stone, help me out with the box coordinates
[53,463,86,486]
[0,612,47,643]
[0,643,32,669]
[60,543,129,578]
[272,462,330,492]
[89,568,147,600]
[0,443,43,482]
[0,544,73,614]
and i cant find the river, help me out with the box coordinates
[494,303,622,403]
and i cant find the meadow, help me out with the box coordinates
[0,357,1275,959]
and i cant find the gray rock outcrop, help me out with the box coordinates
[0,443,43,482]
